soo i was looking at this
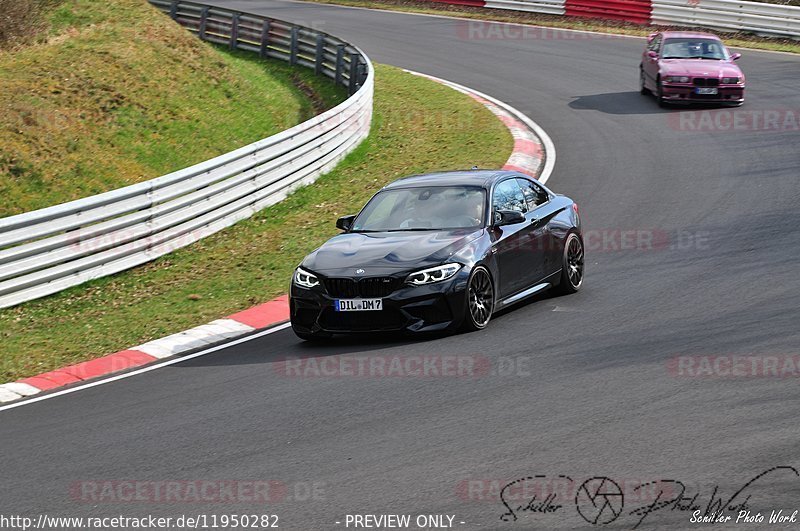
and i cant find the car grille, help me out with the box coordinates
[693,78,720,87]
[319,307,406,331]
[323,277,402,298]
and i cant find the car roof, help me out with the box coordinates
[381,170,523,190]
[660,31,721,40]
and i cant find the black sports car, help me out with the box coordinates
[290,170,583,340]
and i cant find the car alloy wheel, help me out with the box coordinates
[557,233,584,294]
[465,266,494,330]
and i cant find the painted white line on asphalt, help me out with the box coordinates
[404,69,556,184]
[0,323,292,413]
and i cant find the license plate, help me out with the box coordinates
[335,298,383,311]
[695,87,718,95]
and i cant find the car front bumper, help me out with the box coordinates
[661,83,745,103]
[290,269,471,335]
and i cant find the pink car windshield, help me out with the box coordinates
[662,38,728,61]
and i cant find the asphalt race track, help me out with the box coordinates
[2,2,800,529]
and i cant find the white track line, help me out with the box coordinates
[404,69,556,184]
[0,323,291,413]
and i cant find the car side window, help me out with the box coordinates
[648,35,661,53]
[517,178,549,210]
[492,179,527,216]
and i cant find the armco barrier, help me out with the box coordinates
[448,0,800,38]
[484,0,565,16]
[431,0,487,6]
[0,0,372,309]
[651,0,800,39]
[565,0,651,24]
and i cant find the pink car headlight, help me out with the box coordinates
[665,76,690,83]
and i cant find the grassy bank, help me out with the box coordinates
[0,0,345,217]
[0,64,513,382]
[305,0,800,54]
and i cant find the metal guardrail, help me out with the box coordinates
[565,0,652,24]
[0,0,373,309]
[453,0,800,38]
[652,0,800,39]
[484,0,565,15]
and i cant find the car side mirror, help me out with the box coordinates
[647,32,657,43]
[494,210,525,226]
[336,214,356,231]
[730,52,741,61]
[647,50,659,59]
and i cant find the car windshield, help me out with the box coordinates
[351,186,486,232]
[662,38,728,60]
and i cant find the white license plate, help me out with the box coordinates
[695,87,718,95]
[335,298,383,311]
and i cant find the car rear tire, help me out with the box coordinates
[639,68,650,95]
[462,266,494,332]
[556,232,584,295]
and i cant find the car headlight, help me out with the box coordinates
[406,263,462,286]
[665,76,690,83]
[294,267,320,288]
[721,77,740,84]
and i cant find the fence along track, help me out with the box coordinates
[0,0,373,308]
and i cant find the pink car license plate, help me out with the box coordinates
[696,87,718,95]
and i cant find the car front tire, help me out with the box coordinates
[656,77,668,107]
[640,68,650,95]
[556,232,584,295]
[461,266,494,332]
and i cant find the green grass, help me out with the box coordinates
[306,0,800,54]
[0,0,346,217]
[0,63,513,382]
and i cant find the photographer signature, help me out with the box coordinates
[498,465,798,528]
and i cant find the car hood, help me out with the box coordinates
[661,59,741,78]
[301,229,484,276]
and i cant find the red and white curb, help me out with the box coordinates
[404,70,555,184]
[0,73,556,406]
[0,296,290,404]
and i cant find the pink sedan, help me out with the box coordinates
[640,31,745,107]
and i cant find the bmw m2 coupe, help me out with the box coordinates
[640,31,745,107]
[289,170,583,340]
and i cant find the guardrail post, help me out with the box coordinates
[334,44,345,87]
[229,13,240,50]
[169,0,178,20]
[357,61,366,88]
[348,52,359,95]
[198,6,210,40]
[289,26,299,66]
[259,20,271,58]
[314,34,325,76]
